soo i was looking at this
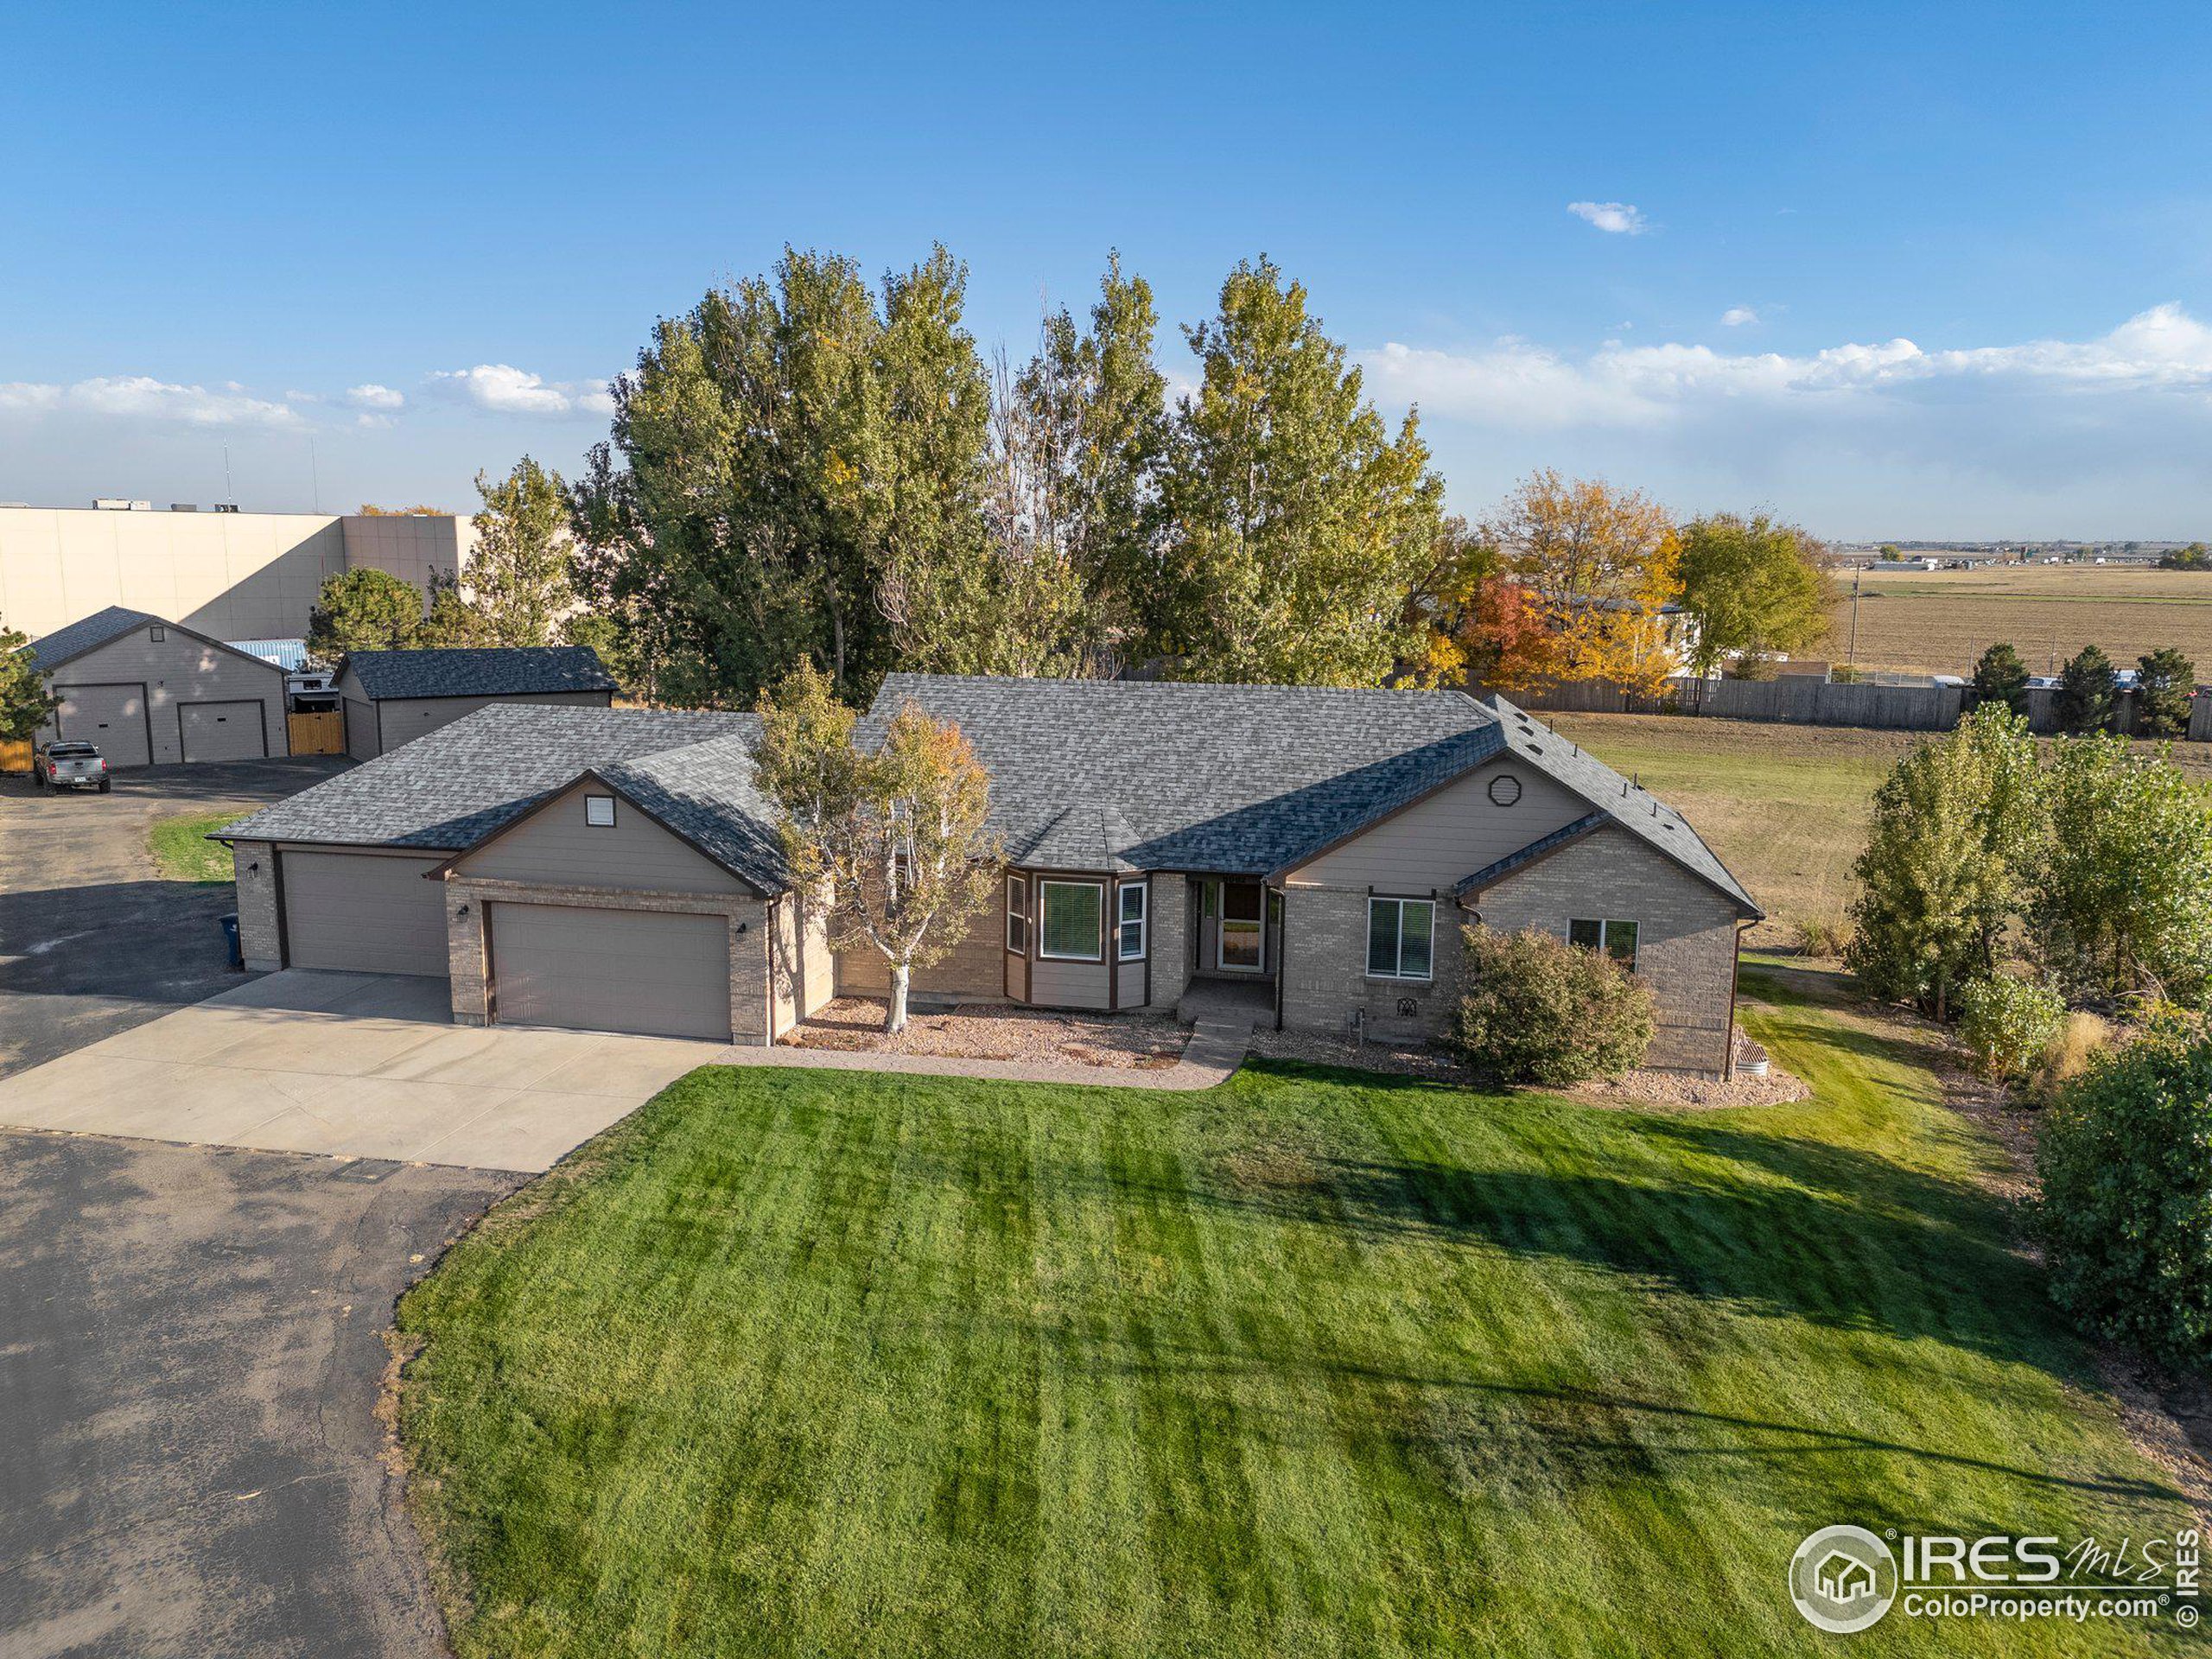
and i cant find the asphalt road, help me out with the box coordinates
[1,754,524,1658]
[0,757,347,1078]
[0,1130,519,1658]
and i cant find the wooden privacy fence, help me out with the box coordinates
[0,737,29,773]
[1496,676,2212,740]
[287,711,346,756]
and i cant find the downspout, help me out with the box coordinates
[1723,918,1753,1079]
[1270,884,1286,1032]
[764,898,781,1047]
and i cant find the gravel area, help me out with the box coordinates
[785,998,1186,1070]
[1248,1027,1463,1080]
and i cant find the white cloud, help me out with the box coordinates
[1720,305,1759,327]
[0,376,296,426]
[346,383,405,410]
[1363,304,2212,433]
[1359,303,2212,522]
[425,363,610,417]
[1567,200,1647,235]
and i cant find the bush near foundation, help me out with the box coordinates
[1451,925,1655,1086]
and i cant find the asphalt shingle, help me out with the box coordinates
[213,674,1758,916]
[22,606,157,673]
[340,645,617,701]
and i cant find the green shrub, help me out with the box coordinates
[2035,1028,2212,1365]
[1955,975,2064,1083]
[1452,925,1655,1085]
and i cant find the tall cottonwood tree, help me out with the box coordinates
[1158,257,1446,684]
[573,247,990,707]
[1673,512,1833,685]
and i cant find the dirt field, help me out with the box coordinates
[1828,563,2212,677]
[1547,711,2212,949]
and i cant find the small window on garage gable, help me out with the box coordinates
[585,794,618,828]
[149,625,166,642]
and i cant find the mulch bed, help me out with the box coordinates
[785,997,1185,1070]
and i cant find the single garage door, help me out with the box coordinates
[178,700,268,762]
[492,902,731,1040]
[343,698,379,762]
[54,683,151,767]
[282,851,448,976]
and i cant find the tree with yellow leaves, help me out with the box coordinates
[1481,470,1681,695]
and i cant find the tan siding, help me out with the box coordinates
[1029,957,1111,1009]
[454,779,746,895]
[1284,763,1586,892]
[37,622,286,765]
[1116,959,1147,1007]
[371,689,613,753]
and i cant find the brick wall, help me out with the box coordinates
[1473,827,1741,1074]
[1145,876,1192,1011]
[1279,886,1465,1045]
[231,840,281,971]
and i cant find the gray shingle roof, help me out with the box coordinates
[1454,811,1609,897]
[874,675,1758,913]
[340,645,617,701]
[213,674,1757,917]
[217,703,763,860]
[22,606,157,673]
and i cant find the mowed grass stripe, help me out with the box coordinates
[399,982,2196,1657]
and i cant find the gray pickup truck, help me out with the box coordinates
[34,740,112,793]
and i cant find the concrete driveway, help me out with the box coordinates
[0,756,350,1078]
[0,969,733,1173]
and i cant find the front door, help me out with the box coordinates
[1218,880,1265,971]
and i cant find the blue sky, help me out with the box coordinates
[4,2,2209,537]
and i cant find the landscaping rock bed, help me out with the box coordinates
[785,997,1185,1070]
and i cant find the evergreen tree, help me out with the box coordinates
[308,568,422,659]
[1970,642,2031,716]
[0,620,60,741]
[2137,646,2196,740]
[2053,645,2117,734]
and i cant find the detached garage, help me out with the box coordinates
[23,606,289,767]
[334,645,617,760]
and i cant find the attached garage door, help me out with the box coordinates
[343,698,379,762]
[54,683,151,767]
[282,851,448,976]
[178,701,268,763]
[492,903,731,1040]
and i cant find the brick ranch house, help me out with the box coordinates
[218,675,1761,1072]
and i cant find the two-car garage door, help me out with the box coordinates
[491,903,732,1041]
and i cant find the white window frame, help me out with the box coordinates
[584,794,617,828]
[1037,879,1106,962]
[1117,880,1147,962]
[1005,874,1028,953]
[1569,917,1640,970]
[1366,896,1436,982]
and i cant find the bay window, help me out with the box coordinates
[1039,880,1104,961]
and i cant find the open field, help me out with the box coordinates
[396,980,2197,1657]
[1829,563,2212,677]
[1547,713,2212,947]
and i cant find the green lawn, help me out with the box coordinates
[148,811,236,883]
[397,976,2196,1657]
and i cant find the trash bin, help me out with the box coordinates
[219,912,243,970]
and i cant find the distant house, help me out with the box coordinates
[221,676,1762,1072]
[21,605,289,766]
[334,645,618,761]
